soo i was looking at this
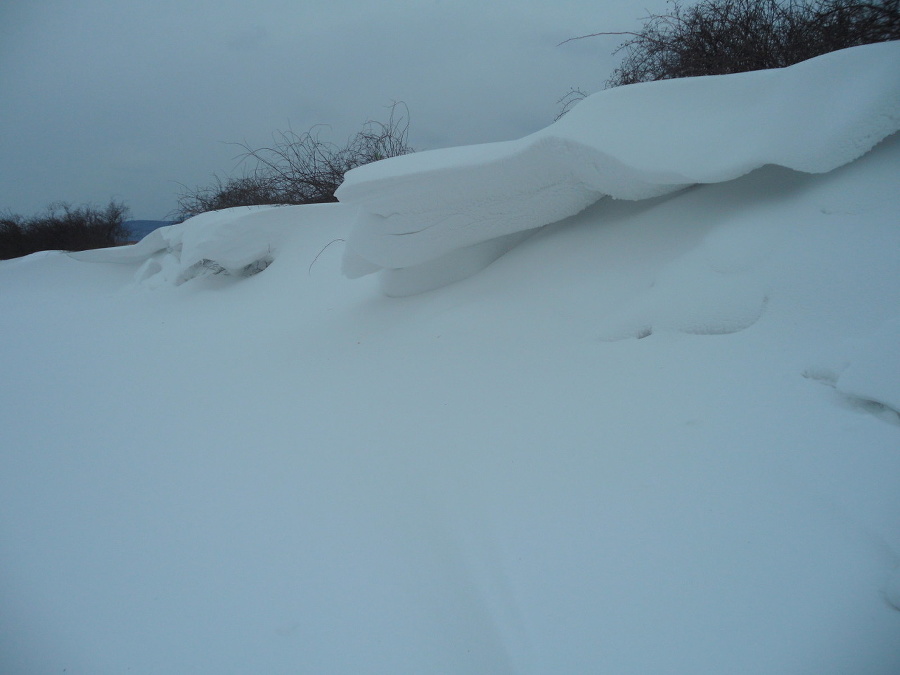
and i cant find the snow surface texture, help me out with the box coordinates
[3,44,900,675]
[803,317,900,425]
[337,41,900,295]
[888,567,900,610]
[69,205,348,288]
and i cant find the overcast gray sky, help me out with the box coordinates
[1,1,665,219]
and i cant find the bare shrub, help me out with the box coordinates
[559,0,899,91]
[1,201,129,260]
[175,103,413,221]
[173,174,283,220]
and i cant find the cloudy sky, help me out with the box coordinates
[1,1,667,219]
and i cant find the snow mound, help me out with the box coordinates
[70,204,348,287]
[337,42,900,295]
[600,271,769,341]
[3,59,900,674]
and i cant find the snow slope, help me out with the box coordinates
[1,44,899,674]
[337,41,900,295]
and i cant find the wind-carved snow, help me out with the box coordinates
[834,318,900,415]
[337,41,900,296]
[5,44,900,675]
[804,318,900,424]
[597,204,786,340]
[598,272,769,341]
[70,203,350,287]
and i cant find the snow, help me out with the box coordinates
[834,318,900,414]
[337,41,900,295]
[888,567,900,611]
[2,42,900,674]
[70,205,348,286]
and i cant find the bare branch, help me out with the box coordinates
[174,103,414,221]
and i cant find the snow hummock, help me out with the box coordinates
[2,43,900,675]
[71,203,352,288]
[337,41,900,295]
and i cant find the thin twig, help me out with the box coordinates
[308,238,345,275]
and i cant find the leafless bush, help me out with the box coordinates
[560,0,899,90]
[173,174,282,220]
[175,103,413,221]
[1,201,129,260]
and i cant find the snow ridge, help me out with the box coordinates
[337,41,900,295]
[70,204,349,287]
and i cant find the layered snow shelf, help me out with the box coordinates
[337,41,900,295]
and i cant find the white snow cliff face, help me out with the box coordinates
[336,41,900,295]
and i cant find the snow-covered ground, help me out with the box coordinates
[1,43,899,674]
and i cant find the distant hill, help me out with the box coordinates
[123,220,174,242]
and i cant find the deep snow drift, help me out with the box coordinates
[2,43,900,675]
[337,41,900,294]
